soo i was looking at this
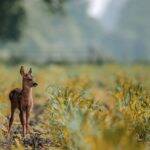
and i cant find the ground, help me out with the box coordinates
[0,64,150,149]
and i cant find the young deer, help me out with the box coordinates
[8,66,38,136]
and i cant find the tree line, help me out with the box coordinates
[0,0,68,42]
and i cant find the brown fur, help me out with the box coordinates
[8,66,38,136]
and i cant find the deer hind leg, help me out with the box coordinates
[8,105,16,134]
[19,111,23,126]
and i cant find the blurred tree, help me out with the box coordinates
[0,0,26,41]
[0,0,69,42]
[118,0,150,60]
[44,0,69,14]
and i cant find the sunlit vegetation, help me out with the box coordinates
[0,64,149,149]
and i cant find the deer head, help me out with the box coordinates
[20,66,38,88]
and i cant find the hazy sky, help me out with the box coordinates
[87,0,112,18]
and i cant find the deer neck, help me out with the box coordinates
[22,84,33,100]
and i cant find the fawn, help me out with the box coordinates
[8,66,38,136]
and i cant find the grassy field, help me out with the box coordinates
[0,64,149,150]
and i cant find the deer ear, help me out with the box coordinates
[28,68,32,74]
[20,66,25,76]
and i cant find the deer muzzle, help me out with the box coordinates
[33,82,38,87]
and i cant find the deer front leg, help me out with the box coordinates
[22,111,26,136]
[26,110,30,134]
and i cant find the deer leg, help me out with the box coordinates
[19,111,23,126]
[22,111,26,136]
[8,105,16,134]
[26,110,30,133]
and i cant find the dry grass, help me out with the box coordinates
[0,64,149,149]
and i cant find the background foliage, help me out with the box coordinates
[0,0,150,62]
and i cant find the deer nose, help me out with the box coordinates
[33,82,38,87]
